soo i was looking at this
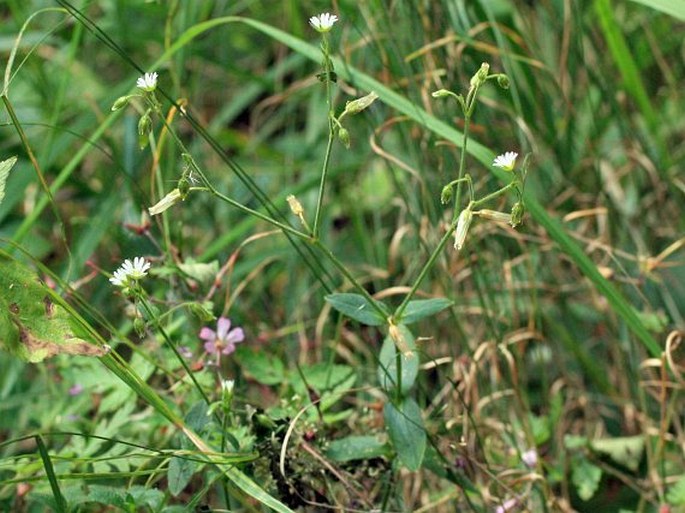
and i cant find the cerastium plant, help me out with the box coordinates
[108,12,530,480]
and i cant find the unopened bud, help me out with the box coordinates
[148,188,182,216]
[178,177,190,197]
[454,208,473,250]
[337,127,350,148]
[470,62,490,88]
[510,201,525,227]
[343,91,379,115]
[388,323,411,355]
[138,112,152,137]
[432,89,452,98]
[475,209,511,224]
[286,194,304,217]
[440,185,453,205]
[111,95,132,111]
[497,74,510,89]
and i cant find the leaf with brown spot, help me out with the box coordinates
[0,255,108,362]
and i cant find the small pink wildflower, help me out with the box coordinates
[69,384,84,396]
[199,317,244,364]
[495,498,518,513]
[521,448,538,468]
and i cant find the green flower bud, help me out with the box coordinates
[343,91,379,116]
[432,89,452,98]
[497,74,510,89]
[470,62,490,88]
[440,185,453,205]
[111,95,132,111]
[133,317,146,336]
[138,112,152,137]
[337,126,350,148]
[510,201,525,227]
[178,177,190,198]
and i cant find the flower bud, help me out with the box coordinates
[454,208,473,250]
[432,89,452,98]
[286,194,304,217]
[470,62,490,88]
[510,201,525,227]
[337,126,350,148]
[440,185,453,205]
[178,177,190,197]
[475,209,512,224]
[138,112,152,137]
[148,188,182,216]
[111,95,132,111]
[343,91,379,116]
[497,74,510,89]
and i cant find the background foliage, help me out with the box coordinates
[1,0,684,511]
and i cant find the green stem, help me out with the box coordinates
[312,35,335,238]
[472,181,519,208]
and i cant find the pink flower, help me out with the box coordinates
[199,317,244,364]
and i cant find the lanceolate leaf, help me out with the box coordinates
[384,397,426,471]
[0,155,17,205]
[325,293,389,326]
[0,254,109,362]
[398,298,453,325]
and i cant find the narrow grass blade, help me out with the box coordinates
[35,435,68,513]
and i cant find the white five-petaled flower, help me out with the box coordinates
[492,151,518,172]
[136,72,158,92]
[309,12,338,32]
[109,257,151,287]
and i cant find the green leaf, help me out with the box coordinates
[0,254,108,362]
[235,347,286,385]
[628,0,685,20]
[168,456,197,497]
[325,293,388,326]
[326,435,389,462]
[384,397,426,471]
[178,258,219,282]
[572,457,602,501]
[591,436,644,472]
[666,474,685,505]
[377,325,419,394]
[398,298,453,325]
[0,155,17,205]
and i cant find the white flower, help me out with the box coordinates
[521,448,538,468]
[109,257,151,287]
[136,72,158,92]
[492,151,518,172]
[309,12,338,32]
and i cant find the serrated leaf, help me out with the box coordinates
[326,435,389,462]
[168,456,197,497]
[325,293,388,326]
[572,457,602,501]
[397,298,453,325]
[0,155,17,205]
[384,397,426,471]
[0,255,108,362]
[377,325,419,394]
[590,436,644,472]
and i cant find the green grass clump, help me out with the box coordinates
[1,1,684,511]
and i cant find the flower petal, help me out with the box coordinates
[199,327,216,341]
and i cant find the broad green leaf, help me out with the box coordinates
[398,298,453,325]
[666,474,685,505]
[0,255,108,362]
[629,0,685,20]
[591,436,644,472]
[572,457,602,501]
[0,155,17,205]
[378,325,419,394]
[168,456,197,497]
[325,293,388,326]
[384,397,426,471]
[178,258,219,282]
[235,347,286,385]
[326,435,389,462]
